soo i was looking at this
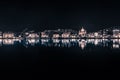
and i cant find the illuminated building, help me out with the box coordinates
[94,32,98,37]
[0,32,2,38]
[70,34,77,38]
[41,32,49,38]
[78,27,87,38]
[52,34,60,38]
[0,39,2,45]
[113,29,119,38]
[25,32,29,35]
[27,33,39,38]
[61,32,70,38]
[87,33,94,38]
[3,32,15,39]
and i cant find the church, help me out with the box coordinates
[78,27,87,38]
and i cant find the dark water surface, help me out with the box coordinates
[0,39,120,72]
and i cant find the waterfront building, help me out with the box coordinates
[3,32,15,38]
[52,34,60,38]
[70,34,77,38]
[41,32,49,38]
[113,29,119,38]
[26,33,39,38]
[61,32,70,38]
[0,32,2,38]
[78,27,87,38]
[87,33,94,38]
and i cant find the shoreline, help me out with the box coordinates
[0,37,120,39]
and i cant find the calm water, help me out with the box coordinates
[0,39,120,72]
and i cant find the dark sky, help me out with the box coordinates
[0,0,120,32]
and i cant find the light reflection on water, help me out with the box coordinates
[0,38,120,49]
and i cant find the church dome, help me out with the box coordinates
[81,27,85,32]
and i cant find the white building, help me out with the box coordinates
[113,29,119,38]
[53,34,60,38]
[41,32,49,38]
[27,33,39,38]
[61,32,70,38]
[3,32,15,38]
[78,27,87,37]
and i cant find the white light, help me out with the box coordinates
[94,32,98,37]
[3,39,14,45]
[113,44,119,48]
[94,39,98,45]
[53,39,60,43]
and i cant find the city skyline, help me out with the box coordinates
[0,26,120,39]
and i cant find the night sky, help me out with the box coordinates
[0,0,120,32]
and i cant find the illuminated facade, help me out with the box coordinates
[61,32,70,38]
[79,27,87,37]
[27,33,39,38]
[1,27,120,39]
[3,32,15,38]
[0,32,2,38]
[41,32,49,38]
[70,34,77,38]
[113,29,119,38]
[52,34,60,38]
